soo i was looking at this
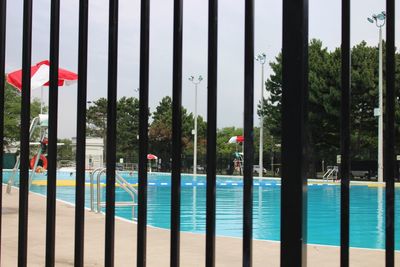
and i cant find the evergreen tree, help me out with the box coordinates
[261,39,400,166]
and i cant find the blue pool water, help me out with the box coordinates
[4,171,399,250]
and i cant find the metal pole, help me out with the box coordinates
[90,172,94,211]
[378,26,383,183]
[259,62,264,179]
[189,75,202,177]
[271,136,274,175]
[384,2,395,264]
[340,0,351,263]
[194,83,198,177]
[41,86,43,114]
[256,53,266,179]
[281,0,309,264]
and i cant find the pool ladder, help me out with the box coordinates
[323,166,339,182]
[89,168,137,220]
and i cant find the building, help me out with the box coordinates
[71,137,104,170]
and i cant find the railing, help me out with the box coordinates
[323,166,339,182]
[89,167,104,212]
[0,1,397,267]
[89,168,137,220]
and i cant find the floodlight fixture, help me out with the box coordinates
[255,53,266,65]
[368,11,386,28]
[376,13,385,20]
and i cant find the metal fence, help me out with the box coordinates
[0,0,397,267]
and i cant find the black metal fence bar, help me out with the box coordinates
[280,0,308,266]
[105,0,119,266]
[206,0,218,266]
[170,0,183,265]
[385,0,395,266]
[74,0,89,266]
[340,0,350,266]
[0,0,6,262]
[1,1,398,266]
[46,0,60,266]
[18,0,33,266]
[137,0,150,265]
[243,0,254,266]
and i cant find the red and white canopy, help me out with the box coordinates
[228,135,244,144]
[7,60,78,91]
[147,154,158,160]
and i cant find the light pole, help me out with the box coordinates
[368,11,386,183]
[189,75,203,177]
[256,53,266,178]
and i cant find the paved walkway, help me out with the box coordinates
[2,185,398,266]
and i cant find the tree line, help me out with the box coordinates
[262,39,400,173]
[4,39,399,175]
[84,96,279,173]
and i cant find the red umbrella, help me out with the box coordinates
[7,60,78,91]
[147,154,158,160]
[228,135,244,144]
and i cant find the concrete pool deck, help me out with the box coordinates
[2,185,399,266]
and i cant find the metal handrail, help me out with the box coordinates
[116,172,137,197]
[89,167,105,211]
[322,169,334,181]
[116,172,137,219]
[90,168,137,219]
[96,169,106,213]
[323,166,338,182]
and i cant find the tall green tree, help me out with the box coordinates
[149,96,207,167]
[57,138,73,160]
[117,97,140,161]
[86,98,107,139]
[261,39,400,167]
[3,81,41,149]
[86,97,141,162]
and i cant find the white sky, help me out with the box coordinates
[4,0,396,138]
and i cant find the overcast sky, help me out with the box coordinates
[4,0,396,138]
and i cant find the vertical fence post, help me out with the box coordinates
[340,0,350,266]
[18,0,33,266]
[137,0,150,266]
[281,0,308,266]
[46,0,61,265]
[104,0,119,266]
[243,0,254,265]
[74,0,89,266]
[170,0,183,265]
[0,0,6,262]
[206,0,218,266]
[385,0,395,266]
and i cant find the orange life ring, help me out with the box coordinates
[30,155,48,172]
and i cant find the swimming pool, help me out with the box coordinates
[3,170,399,250]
